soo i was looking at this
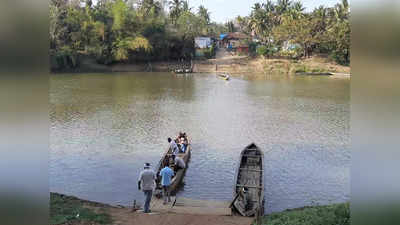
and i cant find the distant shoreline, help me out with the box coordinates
[51,55,350,80]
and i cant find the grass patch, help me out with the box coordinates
[50,193,112,225]
[292,64,329,73]
[257,203,350,225]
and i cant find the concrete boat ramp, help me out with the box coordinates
[142,196,232,216]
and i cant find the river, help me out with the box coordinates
[50,72,350,213]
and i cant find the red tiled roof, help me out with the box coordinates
[223,32,250,40]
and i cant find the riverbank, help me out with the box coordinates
[50,193,252,225]
[195,55,350,79]
[50,193,349,225]
[52,53,350,79]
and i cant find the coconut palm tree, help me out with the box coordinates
[169,0,183,24]
[248,2,272,42]
[182,0,192,12]
[285,1,305,20]
[140,0,162,16]
[334,0,349,21]
[198,5,210,25]
[276,0,292,15]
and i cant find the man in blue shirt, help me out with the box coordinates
[159,163,174,204]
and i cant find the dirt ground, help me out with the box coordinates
[193,49,350,78]
[108,208,253,225]
[61,196,254,225]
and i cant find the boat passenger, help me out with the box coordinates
[171,155,186,172]
[179,137,187,153]
[168,137,179,155]
[159,164,174,205]
[137,163,156,213]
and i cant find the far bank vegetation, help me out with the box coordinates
[50,0,350,72]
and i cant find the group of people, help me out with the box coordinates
[168,132,188,155]
[137,133,188,213]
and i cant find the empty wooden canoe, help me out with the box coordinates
[231,143,264,217]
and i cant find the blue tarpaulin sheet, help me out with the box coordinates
[220,34,228,40]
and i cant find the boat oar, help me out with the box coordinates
[229,193,240,208]
[171,197,177,208]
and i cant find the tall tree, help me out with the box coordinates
[248,2,270,42]
[139,0,162,16]
[182,0,191,12]
[326,0,350,64]
[169,0,183,25]
[226,21,235,33]
[198,5,210,25]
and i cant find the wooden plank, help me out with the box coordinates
[239,168,263,172]
[236,184,263,189]
[242,154,261,157]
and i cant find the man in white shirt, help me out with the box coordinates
[138,162,156,213]
[171,155,185,172]
[168,137,179,155]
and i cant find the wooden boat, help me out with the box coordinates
[218,73,230,80]
[174,68,185,74]
[154,135,191,197]
[230,143,264,217]
[174,69,193,74]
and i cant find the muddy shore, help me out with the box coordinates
[50,193,253,225]
[52,51,350,80]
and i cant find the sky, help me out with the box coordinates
[92,0,344,23]
[186,0,343,23]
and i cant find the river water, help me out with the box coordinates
[50,72,350,213]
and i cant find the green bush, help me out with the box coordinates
[256,45,269,56]
[293,64,328,73]
[330,49,350,66]
[249,42,258,56]
[294,64,307,73]
[204,45,216,59]
[257,45,278,57]
[50,47,81,71]
[280,46,303,59]
[258,203,350,225]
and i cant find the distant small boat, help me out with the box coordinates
[218,73,230,80]
[174,69,184,73]
[174,68,192,74]
[230,143,264,217]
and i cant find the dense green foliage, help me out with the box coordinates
[50,0,226,69]
[232,0,350,65]
[258,202,350,225]
[50,0,350,70]
[50,192,112,225]
[204,44,216,59]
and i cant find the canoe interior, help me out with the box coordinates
[154,136,191,196]
[232,143,264,217]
